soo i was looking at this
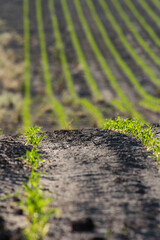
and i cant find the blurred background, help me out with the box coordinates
[1,0,160,134]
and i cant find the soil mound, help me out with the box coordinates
[1,129,160,240]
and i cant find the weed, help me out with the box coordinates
[103,116,160,162]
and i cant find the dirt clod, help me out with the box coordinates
[72,217,95,232]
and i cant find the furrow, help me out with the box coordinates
[48,0,104,127]
[23,0,32,129]
[35,0,67,128]
[73,0,144,120]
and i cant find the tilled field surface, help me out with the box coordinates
[1,129,160,240]
[1,1,160,133]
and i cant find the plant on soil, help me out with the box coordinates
[20,170,59,240]
[152,0,160,11]
[101,0,160,89]
[75,0,143,120]
[61,0,101,100]
[23,126,45,169]
[103,116,160,162]
[139,0,160,26]
[25,148,44,170]
[98,0,160,105]
[23,126,45,148]
[112,0,160,67]
[125,0,160,47]
[35,0,67,128]
[19,126,58,239]
[49,0,104,127]
[23,0,31,129]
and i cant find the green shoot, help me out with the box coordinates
[18,126,59,239]
[23,126,45,148]
[25,149,44,169]
[103,116,160,162]
[20,170,59,240]
[23,0,32,129]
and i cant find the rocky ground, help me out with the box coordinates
[1,128,160,240]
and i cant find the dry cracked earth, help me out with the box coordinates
[1,128,160,240]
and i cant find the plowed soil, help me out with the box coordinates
[1,128,160,240]
[1,0,160,133]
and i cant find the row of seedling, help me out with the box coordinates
[23,0,160,130]
[125,0,160,47]
[23,0,105,130]
[103,116,160,163]
[74,0,144,120]
[23,0,31,129]
[139,0,160,26]
[102,0,160,89]
[48,0,104,127]
[86,0,160,112]
[19,126,58,240]
[98,0,160,108]
[112,0,160,67]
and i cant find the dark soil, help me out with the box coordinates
[1,128,160,240]
[1,1,160,133]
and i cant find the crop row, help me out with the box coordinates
[48,0,104,126]
[85,0,160,110]
[139,0,160,26]
[22,0,160,130]
[125,0,160,47]
[98,0,160,104]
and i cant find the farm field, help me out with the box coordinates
[1,0,160,133]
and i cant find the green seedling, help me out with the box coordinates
[103,116,160,163]
[18,127,59,239]
[19,170,59,240]
[23,0,31,129]
[25,148,44,170]
[23,126,45,148]
[23,126,45,169]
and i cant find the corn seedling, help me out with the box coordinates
[103,116,160,162]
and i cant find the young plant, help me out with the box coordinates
[23,126,45,169]
[20,170,59,240]
[25,148,44,169]
[19,126,59,239]
[23,0,31,129]
[125,0,160,47]
[23,126,45,148]
[61,0,101,100]
[103,116,160,162]
[35,0,67,128]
